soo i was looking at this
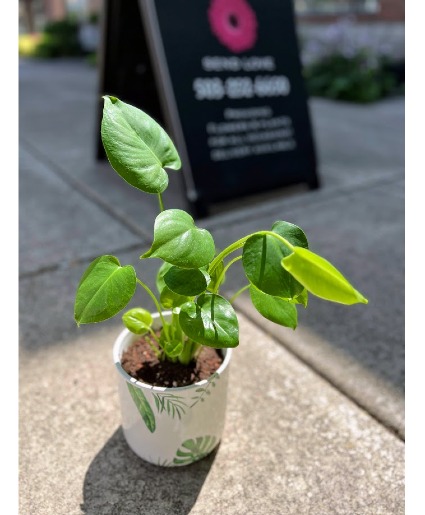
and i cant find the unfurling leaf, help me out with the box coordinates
[281,247,368,305]
[122,308,153,334]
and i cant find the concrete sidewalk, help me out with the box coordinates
[19,58,404,513]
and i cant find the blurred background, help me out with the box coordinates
[19,0,404,102]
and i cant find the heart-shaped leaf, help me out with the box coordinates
[74,255,136,325]
[179,294,239,348]
[122,308,153,334]
[101,96,181,193]
[281,247,368,305]
[154,261,190,308]
[242,221,308,299]
[250,286,298,329]
[142,209,215,268]
[164,266,209,296]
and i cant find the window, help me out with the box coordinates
[295,0,380,15]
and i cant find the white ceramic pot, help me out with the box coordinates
[113,312,232,467]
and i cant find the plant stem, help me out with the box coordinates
[212,255,242,294]
[209,236,249,275]
[146,328,162,357]
[179,339,200,366]
[208,231,294,276]
[158,193,165,212]
[261,230,295,251]
[172,309,196,365]
[147,326,160,344]
[171,310,182,342]
[136,278,170,340]
[229,284,250,303]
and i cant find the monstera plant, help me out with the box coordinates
[74,96,368,466]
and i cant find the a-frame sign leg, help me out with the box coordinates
[95,0,165,161]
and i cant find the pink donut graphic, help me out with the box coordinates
[208,0,258,54]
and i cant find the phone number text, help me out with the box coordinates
[193,76,291,100]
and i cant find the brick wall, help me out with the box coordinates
[379,0,405,21]
[297,0,405,23]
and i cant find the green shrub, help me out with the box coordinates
[32,17,84,58]
[304,51,399,103]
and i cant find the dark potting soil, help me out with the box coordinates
[121,334,223,388]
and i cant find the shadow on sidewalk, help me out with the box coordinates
[81,427,217,514]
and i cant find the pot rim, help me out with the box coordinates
[112,311,233,393]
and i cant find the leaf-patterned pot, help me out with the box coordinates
[113,312,232,466]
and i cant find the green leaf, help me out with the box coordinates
[293,288,308,308]
[155,261,191,308]
[173,436,217,465]
[242,221,308,299]
[141,209,215,268]
[281,247,368,305]
[156,261,172,295]
[160,286,191,309]
[122,308,153,334]
[179,293,239,348]
[127,383,156,433]
[163,339,183,359]
[74,255,136,325]
[164,266,208,296]
[250,286,298,329]
[152,393,187,420]
[272,221,309,248]
[101,96,181,194]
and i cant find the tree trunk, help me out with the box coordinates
[23,0,35,34]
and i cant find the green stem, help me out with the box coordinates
[212,255,242,294]
[146,327,162,358]
[209,236,250,275]
[209,231,294,276]
[229,285,250,304]
[171,310,181,341]
[261,230,295,251]
[147,326,160,344]
[158,193,165,212]
[179,340,200,366]
[172,310,194,365]
[136,278,169,340]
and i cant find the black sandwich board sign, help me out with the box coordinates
[97,0,320,217]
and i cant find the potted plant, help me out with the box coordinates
[74,96,368,467]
